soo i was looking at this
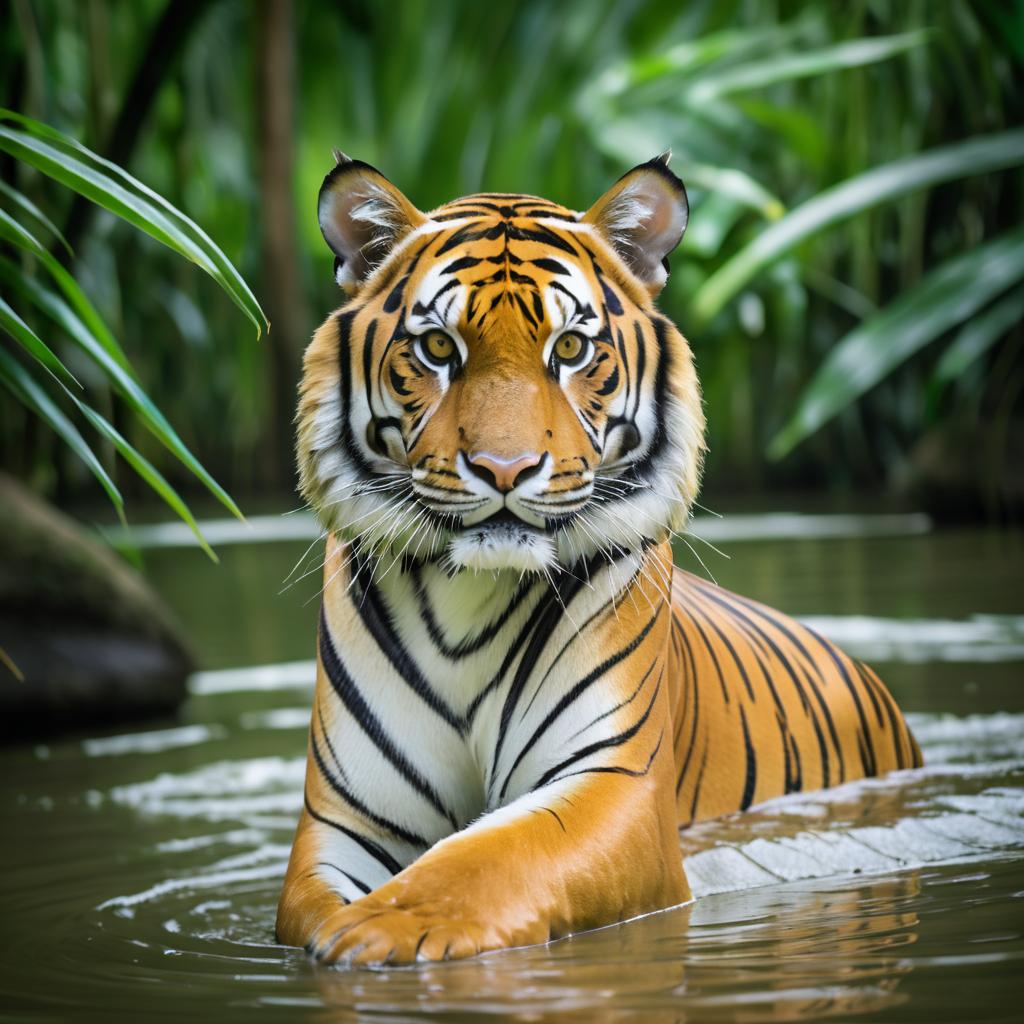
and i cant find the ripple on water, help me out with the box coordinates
[4,695,1024,1021]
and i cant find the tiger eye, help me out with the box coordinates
[424,332,455,361]
[554,333,585,362]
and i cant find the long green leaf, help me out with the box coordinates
[930,286,1024,394]
[0,179,72,255]
[69,396,218,562]
[0,207,135,377]
[0,295,79,387]
[683,162,785,220]
[0,111,267,338]
[0,347,122,510]
[0,252,243,520]
[692,129,1024,326]
[686,31,929,102]
[769,228,1024,459]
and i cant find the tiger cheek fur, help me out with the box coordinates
[277,154,921,966]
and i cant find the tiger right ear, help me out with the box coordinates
[318,153,426,291]
[582,153,688,295]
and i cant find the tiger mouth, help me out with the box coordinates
[464,508,545,535]
[459,507,579,536]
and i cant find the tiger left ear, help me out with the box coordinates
[582,153,688,294]
[318,152,426,291]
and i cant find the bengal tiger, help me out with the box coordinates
[276,152,921,965]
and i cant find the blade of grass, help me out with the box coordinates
[769,227,1024,459]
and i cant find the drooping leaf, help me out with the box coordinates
[929,285,1024,397]
[0,110,268,338]
[0,295,79,387]
[0,179,73,255]
[769,228,1024,459]
[0,347,122,511]
[692,129,1024,326]
[69,396,218,562]
[0,207,135,377]
[685,31,930,103]
[0,251,244,520]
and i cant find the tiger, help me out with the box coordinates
[276,152,921,966]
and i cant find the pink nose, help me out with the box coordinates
[467,451,542,493]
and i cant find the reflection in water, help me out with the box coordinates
[303,875,923,1023]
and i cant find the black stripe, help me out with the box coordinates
[569,658,658,740]
[531,257,570,275]
[673,616,701,799]
[303,793,407,875]
[684,605,731,705]
[739,705,757,810]
[320,609,460,828]
[490,570,591,782]
[412,567,537,659]
[853,659,909,769]
[533,678,662,789]
[506,223,579,256]
[353,571,463,731]
[310,733,429,848]
[383,275,408,313]
[687,589,808,793]
[498,602,663,799]
[317,861,371,895]
[443,255,482,273]
[695,583,841,786]
[335,311,376,478]
[553,729,664,783]
[600,278,623,315]
[793,621,877,777]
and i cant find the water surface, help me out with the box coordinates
[2,514,1022,1022]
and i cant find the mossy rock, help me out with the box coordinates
[0,473,194,741]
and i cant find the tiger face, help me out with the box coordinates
[298,154,705,574]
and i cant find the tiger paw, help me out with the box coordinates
[307,898,506,965]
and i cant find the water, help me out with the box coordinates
[2,514,1022,1022]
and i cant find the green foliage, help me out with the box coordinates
[2,0,1021,513]
[0,109,266,552]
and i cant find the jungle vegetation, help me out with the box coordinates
[1,0,1021,531]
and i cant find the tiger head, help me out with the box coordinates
[297,154,705,575]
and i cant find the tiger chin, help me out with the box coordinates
[277,152,922,966]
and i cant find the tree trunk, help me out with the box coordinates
[256,0,303,489]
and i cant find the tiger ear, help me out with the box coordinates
[318,152,426,291]
[582,153,688,294]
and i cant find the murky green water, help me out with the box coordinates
[2,515,1022,1022]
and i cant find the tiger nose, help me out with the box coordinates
[465,451,543,492]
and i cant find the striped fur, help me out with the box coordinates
[277,157,920,965]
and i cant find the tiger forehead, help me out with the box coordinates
[391,193,605,338]
[431,193,579,221]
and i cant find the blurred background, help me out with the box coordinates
[3,0,1021,519]
[1,0,1022,731]
[3,7,1024,1017]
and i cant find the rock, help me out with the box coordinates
[0,473,194,741]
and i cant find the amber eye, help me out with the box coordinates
[551,332,590,369]
[418,331,458,368]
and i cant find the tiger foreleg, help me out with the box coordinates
[302,769,689,965]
